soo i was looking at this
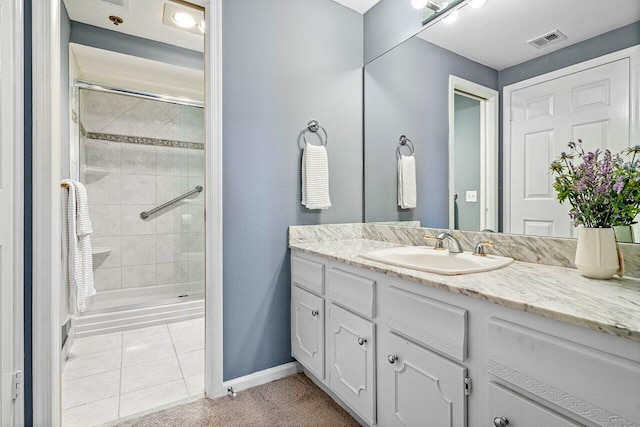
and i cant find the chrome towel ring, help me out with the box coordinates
[302,120,328,147]
[397,135,415,159]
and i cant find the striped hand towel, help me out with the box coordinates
[301,143,332,210]
[398,155,417,209]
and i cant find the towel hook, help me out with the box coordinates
[302,120,328,147]
[397,135,415,159]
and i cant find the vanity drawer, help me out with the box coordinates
[487,318,640,425]
[292,254,325,295]
[385,285,467,362]
[327,267,376,318]
[488,382,580,427]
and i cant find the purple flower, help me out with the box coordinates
[613,177,625,194]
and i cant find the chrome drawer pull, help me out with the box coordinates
[358,337,367,346]
[311,310,319,317]
[388,354,399,364]
[494,416,509,427]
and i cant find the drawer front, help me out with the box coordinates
[292,255,325,295]
[328,304,376,425]
[385,285,467,361]
[327,267,376,318]
[488,382,580,427]
[379,332,467,427]
[488,318,640,426]
[291,286,324,379]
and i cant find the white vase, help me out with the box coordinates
[575,227,620,279]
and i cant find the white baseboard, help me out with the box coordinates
[222,361,302,394]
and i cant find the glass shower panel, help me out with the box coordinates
[78,88,205,312]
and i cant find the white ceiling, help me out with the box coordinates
[63,0,204,52]
[332,0,381,14]
[71,43,204,101]
[418,0,640,70]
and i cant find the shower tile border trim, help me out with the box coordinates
[80,124,204,151]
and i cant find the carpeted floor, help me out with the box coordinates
[115,374,360,427]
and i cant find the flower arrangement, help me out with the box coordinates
[549,140,640,228]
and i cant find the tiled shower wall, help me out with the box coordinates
[79,89,205,299]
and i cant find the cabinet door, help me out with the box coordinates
[488,382,580,427]
[291,286,324,379]
[329,304,376,425]
[380,332,467,427]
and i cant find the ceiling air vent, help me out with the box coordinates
[96,0,129,8]
[527,30,567,49]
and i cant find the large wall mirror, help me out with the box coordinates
[364,0,640,242]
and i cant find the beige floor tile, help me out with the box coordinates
[63,349,122,381]
[177,349,204,377]
[69,332,122,357]
[119,379,189,418]
[120,355,182,394]
[62,370,120,410]
[62,396,119,427]
[184,373,204,397]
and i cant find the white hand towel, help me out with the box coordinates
[301,143,332,210]
[398,155,417,209]
[61,179,97,313]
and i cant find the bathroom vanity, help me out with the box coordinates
[289,224,640,427]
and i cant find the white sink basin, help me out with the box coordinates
[359,246,513,275]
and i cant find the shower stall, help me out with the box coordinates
[70,85,205,337]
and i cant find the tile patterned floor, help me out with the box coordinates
[62,318,205,427]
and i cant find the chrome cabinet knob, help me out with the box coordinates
[358,337,367,346]
[494,416,509,427]
[311,310,319,317]
[388,354,398,364]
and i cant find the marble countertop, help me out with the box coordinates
[289,239,640,342]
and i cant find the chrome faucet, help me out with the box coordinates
[435,231,464,254]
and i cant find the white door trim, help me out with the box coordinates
[448,75,499,231]
[32,0,62,425]
[31,0,225,424]
[1,0,25,424]
[502,45,640,234]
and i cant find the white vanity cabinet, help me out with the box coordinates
[379,332,468,427]
[328,303,376,425]
[290,249,640,427]
[291,285,324,379]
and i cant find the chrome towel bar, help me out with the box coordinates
[302,119,328,147]
[140,185,203,220]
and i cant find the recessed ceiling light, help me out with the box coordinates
[442,9,459,23]
[469,0,486,8]
[411,0,429,9]
[172,11,196,28]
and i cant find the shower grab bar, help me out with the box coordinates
[140,185,203,220]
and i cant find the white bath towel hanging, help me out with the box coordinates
[398,155,417,209]
[61,179,96,313]
[301,143,332,210]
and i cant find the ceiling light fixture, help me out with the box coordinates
[411,0,429,9]
[469,0,486,8]
[442,9,459,23]
[172,11,196,28]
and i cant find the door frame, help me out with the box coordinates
[448,75,499,231]
[502,45,640,234]
[31,0,224,424]
[1,0,25,424]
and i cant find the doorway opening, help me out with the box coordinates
[448,75,499,232]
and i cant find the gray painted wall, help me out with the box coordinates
[364,36,497,228]
[70,22,204,71]
[222,0,363,380]
[453,94,481,231]
[364,0,424,64]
